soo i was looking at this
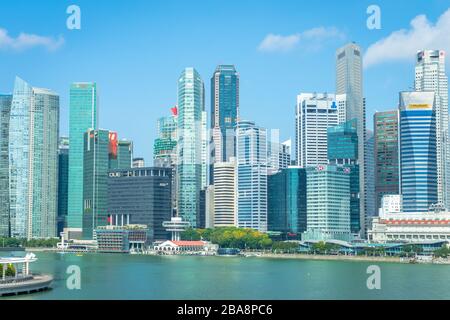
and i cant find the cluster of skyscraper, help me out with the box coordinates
[0,44,447,244]
[153,45,449,243]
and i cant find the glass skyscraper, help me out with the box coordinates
[154,108,178,167]
[68,82,98,230]
[415,50,448,208]
[109,139,133,169]
[374,110,399,212]
[0,94,12,237]
[82,129,111,239]
[399,91,438,212]
[177,68,206,227]
[236,120,268,232]
[304,165,351,241]
[336,42,366,237]
[327,119,360,234]
[9,77,59,239]
[210,65,239,169]
[268,167,307,238]
[58,137,69,235]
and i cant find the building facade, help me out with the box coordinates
[374,110,399,211]
[365,131,376,222]
[107,167,172,243]
[213,159,236,227]
[236,120,268,232]
[336,42,366,236]
[327,119,360,235]
[57,137,69,235]
[68,82,98,230]
[268,167,307,238]
[177,68,207,227]
[82,129,111,239]
[295,93,345,168]
[210,65,239,169]
[133,158,145,168]
[9,77,59,239]
[415,50,449,208]
[108,139,132,169]
[399,91,438,212]
[0,94,11,237]
[304,165,351,241]
[153,108,178,167]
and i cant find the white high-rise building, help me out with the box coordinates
[213,158,237,227]
[295,93,346,168]
[336,42,366,237]
[268,137,291,175]
[236,120,268,232]
[415,50,449,208]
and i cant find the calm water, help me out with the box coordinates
[3,252,450,300]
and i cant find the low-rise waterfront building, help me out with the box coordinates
[153,240,218,254]
[94,225,148,253]
[368,211,450,243]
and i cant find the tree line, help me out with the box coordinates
[0,237,59,248]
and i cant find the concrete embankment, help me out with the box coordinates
[257,253,404,263]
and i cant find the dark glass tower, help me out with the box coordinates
[268,168,307,238]
[58,137,69,235]
[210,65,239,183]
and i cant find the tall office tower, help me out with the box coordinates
[304,165,351,241]
[399,91,438,212]
[336,42,366,236]
[210,65,239,175]
[9,77,59,239]
[236,120,268,232]
[154,107,178,214]
[268,167,307,239]
[57,137,70,235]
[133,158,145,168]
[205,185,215,228]
[374,110,399,211]
[201,110,208,189]
[327,119,360,234]
[68,82,98,231]
[107,167,172,243]
[365,131,376,227]
[0,94,12,237]
[109,139,133,169]
[415,50,449,208]
[295,93,344,167]
[213,158,237,227]
[177,68,206,227]
[82,129,111,239]
[153,107,178,167]
[268,137,291,175]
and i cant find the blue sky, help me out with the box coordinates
[0,0,449,162]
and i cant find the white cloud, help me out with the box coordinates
[364,9,450,68]
[258,33,301,52]
[0,28,64,52]
[258,27,345,53]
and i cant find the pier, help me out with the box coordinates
[0,253,53,297]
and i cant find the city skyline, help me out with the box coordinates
[1,1,450,162]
